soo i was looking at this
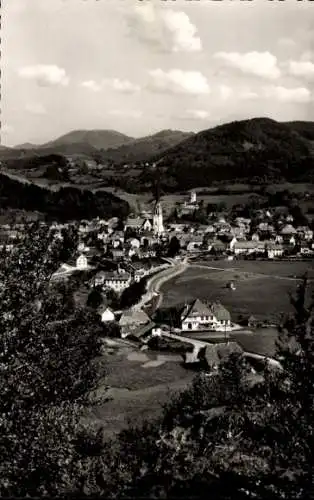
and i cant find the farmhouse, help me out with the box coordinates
[99,307,115,323]
[180,299,231,332]
[119,308,151,338]
[76,254,88,270]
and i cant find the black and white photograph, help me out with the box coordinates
[1,0,314,497]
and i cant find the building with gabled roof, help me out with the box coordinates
[119,308,151,338]
[180,299,232,332]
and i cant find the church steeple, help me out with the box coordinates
[151,162,164,237]
[153,199,164,237]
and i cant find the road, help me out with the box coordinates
[136,258,188,310]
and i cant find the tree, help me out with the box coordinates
[0,224,106,496]
[167,236,181,257]
[87,286,104,309]
[119,278,147,309]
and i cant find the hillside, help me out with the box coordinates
[14,142,39,150]
[42,129,134,151]
[0,172,130,222]
[150,118,314,191]
[102,129,194,164]
[284,121,314,142]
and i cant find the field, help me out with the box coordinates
[161,260,314,323]
[86,340,196,439]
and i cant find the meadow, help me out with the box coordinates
[161,260,314,323]
[87,342,195,439]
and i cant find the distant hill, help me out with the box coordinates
[151,118,314,190]
[102,129,194,164]
[14,143,39,150]
[41,129,134,151]
[0,172,130,222]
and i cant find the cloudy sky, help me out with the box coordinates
[2,0,314,146]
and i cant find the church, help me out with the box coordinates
[124,198,165,239]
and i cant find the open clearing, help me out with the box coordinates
[87,345,195,439]
[161,260,314,322]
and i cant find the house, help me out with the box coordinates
[111,249,125,260]
[124,216,144,231]
[142,219,152,232]
[180,299,231,332]
[180,299,213,331]
[265,242,284,259]
[296,226,313,241]
[76,254,88,270]
[281,224,297,237]
[94,270,132,292]
[119,308,151,338]
[232,241,263,255]
[186,235,204,252]
[99,307,115,323]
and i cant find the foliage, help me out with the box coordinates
[119,277,147,309]
[87,286,104,309]
[0,172,130,222]
[0,224,106,496]
[167,235,181,257]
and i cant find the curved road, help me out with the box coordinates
[136,258,188,310]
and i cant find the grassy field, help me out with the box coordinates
[86,344,196,439]
[161,260,314,323]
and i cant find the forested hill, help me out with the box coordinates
[0,173,130,222]
[152,118,314,191]
[101,129,194,164]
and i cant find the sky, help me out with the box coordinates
[2,0,314,146]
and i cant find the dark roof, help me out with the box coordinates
[129,321,156,338]
[184,299,212,318]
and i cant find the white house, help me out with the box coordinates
[142,219,152,232]
[265,242,284,259]
[100,307,115,323]
[76,254,88,270]
[94,270,132,293]
[180,299,231,332]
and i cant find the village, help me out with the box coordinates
[0,190,313,370]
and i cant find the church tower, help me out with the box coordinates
[153,200,164,237]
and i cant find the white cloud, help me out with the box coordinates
[81,78,140,93]
[288,60,314,79]
[239,89,259,100]
[214,51,281,79]
[130,4,202,53]
[263,85,311,103]
[179,109,210,121]
[109,109,143,119]
[25,102,47,115]
[219,85,233,100]
[147,69,210,95]
[103,78,140,93]
[18,64,69,87]
[81,80,102,92]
